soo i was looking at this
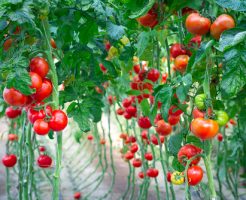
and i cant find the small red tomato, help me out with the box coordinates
[133,64,140,74]
[116,108,124,115]
[170,43,187,58]
[95,86,103,94]
[138,171,145,179]
[124,151,134,160]
[32,78,53,102]
[168,105,183,116]
[29,72,43,91]
[130,143,138,153]
[8,134,18,141]
[147,68,160,82]
[161,73,168,84]
[74,192,81,199]
[2,154,17,167]
[137,5,158,28]
[217,133,223,142]
[192,108,205,119]
[108,95,113,105]
[167,172,172,182]
[155,120,172,136]
[124,112,132,120]
[30,57,49,78]
[122,98,132,108]
[144,152,153,161]
[128,136,136,143]
[138,69,148,81]
[229,119,237,126]
[125,106,137,116]
[168,115,180,126]
[174,55,189,73]
[34,119,50,135]
[50,38,57,48]
[188,35,202,49]
[27,108,45,124]
[138,116,152,129]
[132,158,142,168]
[99,63,107,73]
[3,88,27,107]
[151,134,164,145]
[178,144,202,166]
[49,110,68,131]
[147,168,159,178]
[187,165,203,186]
[87,134,93,141]
[39,146,46,152]
[5,107,22,119]
[37,155,52,168]
[100,138,106,145]
[141,130,148,140]
[119,133,128,140]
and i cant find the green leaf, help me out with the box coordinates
[126,90,141,96]
[168,133,183,156]
[172,157,185,172]
[238,105,246,138]
[128,0,155,19]
[106,22,125,40]
[136,31,151,57]
[186,135,203,148]
[140,98,150,116]
[169,0,203,12]
[215,0,246,12]
[48,131,54,140]
[176,73,192,102]
[79,19,98,44]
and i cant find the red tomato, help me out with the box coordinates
[3,88,27,106]
[32,78,53,102]
[174,55,189,73]
[122,98,132,108]
[133,64,140,74]
[99,63,107,73]
[124,151,134,160]
[155,120,172,136]
[105,41,111,51]
[191,118,219,140]
[147,68,160,82]
[2,154,17,167]
[3,38,13,51]
[192,108,205,119]
[138,116,152,129]
[124,112,132,120]
[161,73,168,84]
[137,5,158,28]
[141,130,148,140]
[8,134,18,141]
[132,158,142,168]
[169,105,183,116]
[188,35,202,49]
[167,172,172,182]
[151,134,165,145]
[37,155,52,168]
[116,108,124,115]
[144,152,153,161]
[34,119,50,135]
[168,115,180,126]
[185,13,211,35]
[229,119,237,126]
[27,108,45,124]
[87,134,93,140]
[95,86,103,94]
[147,168,159,178]
[217,133,223,142]
[5,107,22,118]
[138,171,145,179]
[178,144,202,166]
[128,136,136,143]
[100,138,106,145]
[125,106,137,116]
[170,43,187,58]
[29,72,43,90]
[210,14,235,40]
[50,38,57,48]
[39,146,46,152]
[187,165,203,186]
[30,57,49,78]
[130,144,138,154]
[49,110,68,131]
[107,95,113,105]
[74,192,81,199]
[119,133,127,140]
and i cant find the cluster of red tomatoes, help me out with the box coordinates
[2,56,68,168]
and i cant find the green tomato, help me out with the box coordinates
[215,110,229,126]
[194,94,206,110]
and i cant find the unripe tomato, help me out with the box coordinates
[3,88,27,106]
[74,192,81,199]
[3,38,13,51]
[151,134,164,145]
[132,158,142,168]
[174,55,189,73]
[192,108,205,119]
[147,68,160,82]
[37,155,52,168]
[124,151,134,160]
[138,171,145,179]
[155,120,172,136]
[5,107,22,118]
[167,172,172,182]
[32,78,53,102]
[168,105,183,116]
[49,110,68,131]
[191,118,219,140]
[210,14,235,40]
[170,43,187,58]
[34,119,50,135]
[8,134,18,141]
[122,98,132,108]
[130,143,138,153]
[30,57,49,78]
[171,171,184,185]
[138,116,152,129]
[116,108,124,115]
[87,134,93,141]
[217,133,223,142]
[144,152,153,161]
[215,110,229,126]
[187,165,203,186]
[185,13,211,35]
[29,72,43,91]
[2,154,17,167]
[168,115,180,126]
[178,144,202,166]
[194,94,206,110]
[146,168,159,178]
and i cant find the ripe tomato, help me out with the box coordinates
[99,63,107,73]
[191,118,219,140]
[124,112,132,120]
[3,87,27,106]
[194,94,206,110]
[34,119,50,135]
[124,151,134,160]
[171,171,184,185]
[32,78,52,102]
[119,133,127,140]
[138,171,145,179]
[3,38,13,51]
[29,72,43,90]
[87,134,93,141]
[27,108,45,124]
[107,95,113,105]
[100,138,106,145]
[133,64,140,74]
[187,165,203,186]
[188,35,202,49]
[192,108,205,119]
[185,13,211,35]
[2,154,17,167]
[217,133,223,142]
[210,14,235,40]
[168,105,183,116]
[130,143,138,153]
[132,158,142,168]
[128,136,136,143]
[116,108,124,115]
[74,192,81,199]
[174,55,189,73]
[5,107,22,118]
[122,98,132,108]
[146,168,159,178]
[229,119,237,126]
[138,116,152,129]
[8,134,18,141]
[178,144,202,166]
[105,41,111,51]
[125,106,137,116]
[95,86,103,94]
[39,146,46,152]
[170,43,187,58]
[37,155,52,168]
[151,134,164,145]
[155,120,172,136]
[161,73,168,83]
[167,172,172,182]
[50,38,57,48]
[137,5,158,28]
[138,69,148,81]
[30,57,49,78]
[168,115,180,126]
[215,110,229,126]
[141,130,148,140]
[144,152,153,161]
[147,68,160,82]
[49,110,68,131]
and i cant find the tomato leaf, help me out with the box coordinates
[168,133,183,156]
[172,157,185,172]
[176,73,192,102]
[186,135,203,148]
[215,0,246,12]
[140,98,150,116]
[106,22,125,40]
[168,0,203,12]
[128,0,155,19]
[136,31,151,57]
